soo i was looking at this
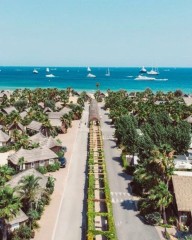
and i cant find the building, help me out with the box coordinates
[172,175,192,226]
[0,130,10,146]
[8,147,58,170]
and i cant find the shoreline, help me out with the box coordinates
[0,87,192,95]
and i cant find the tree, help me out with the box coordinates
[0,186,21,240]
[148,181,172,224]
[18,174,41,212]
[114,115,139,154]
[0,165,15,186]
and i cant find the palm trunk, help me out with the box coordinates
[2,220,8,240]
[162,206,167,224]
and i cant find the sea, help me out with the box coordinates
[0,66,192,93]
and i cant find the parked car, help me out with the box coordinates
[59,157,67,168]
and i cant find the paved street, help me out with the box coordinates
[99,103,160,240]
[52,103,89,240]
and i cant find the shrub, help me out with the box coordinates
[144,212,162,225]
[37,166,48,174]
[12,225,32,240]
[0,145,13,153]
[47,162,60,172]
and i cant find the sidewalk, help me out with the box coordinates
[34,119,80,240]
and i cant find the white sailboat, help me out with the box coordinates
[135,75,155,80]
[46,73,55,78]
[105,68,110,77]
[46,67,50,72]
[87,73,96,78]
[87,67,91,72]
[33,69,38,74]
[147,68,159,75]
[139,66,147,73]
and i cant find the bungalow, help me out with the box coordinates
[26,120,42,135]
[183,97,192,106]
[8,210,28,231]
[172,175,192,226]
[59,107,72,115]
[43,107,53,113]
[185,116,192,124]
[8,147,58,171]
[0,130,10,146]
[47,112,63,127]
[7,168,48,195]
[8,122,25,136]
[2,106,17,115]
[29,133,62,153]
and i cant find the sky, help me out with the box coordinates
[0,0,192,67]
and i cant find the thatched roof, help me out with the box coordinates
[29,132,46,144]
[172,175,192,211]
[8,122,25,132]
[41,136,62,149]
[8,209,28,225]
[48,112,63,119]
[183,97,192,106]
[0,130,10,142]
[2,106,17,114]
[43,107,53,113]
[20,111,28,119]
[27,120,42,131]
[55,101,63,110]
[29,134,61,149]
[8,147,58,165]
[89,99,100,123]
[7,168,48,190]
[185,116,192,124]
[59,107,71,115]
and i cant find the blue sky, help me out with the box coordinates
[0,0,192,67]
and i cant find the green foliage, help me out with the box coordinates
[37,166,48,174]
[46,162,60,172]
[144,212,162,225]
[0,145,13,153]
[12,225,32,240]
[14,99,28,112]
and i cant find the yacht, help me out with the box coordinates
[46,67,50,72]
[105,68,110,77]
[147,68,159,75]
[139,66,147,73]
[33,69,38,74]
[135,75,155,80]
[46,73,55,78]
[87,73,96,78]
[87,67,91,72]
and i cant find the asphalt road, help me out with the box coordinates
[52,103,89,240]
[99,103,160,240]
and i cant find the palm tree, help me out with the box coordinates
[0,165,15,186]
[60,114,72,133]
[0,186,21,240]
[18,174,41,212]
[148,181,172,224]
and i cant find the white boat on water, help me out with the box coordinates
[33,69,38,74]
[46,67,50,72]
[87,67,91,72]
[139,66,147,73]
[135,75,155,80]
[105,68,110,77]
[87,73,96,78]
[46,74,55,78]
[147,68,159,75]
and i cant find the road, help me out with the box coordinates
[52,103,89,240]
[99,103,160,240]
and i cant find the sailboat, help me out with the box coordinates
[147,68,159,75]
[139,66,147,73]
[33,69,38,74]
[87,67,91,72]
[105,68,110,77]
[46,67,50,73]
[87,73,96,78]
